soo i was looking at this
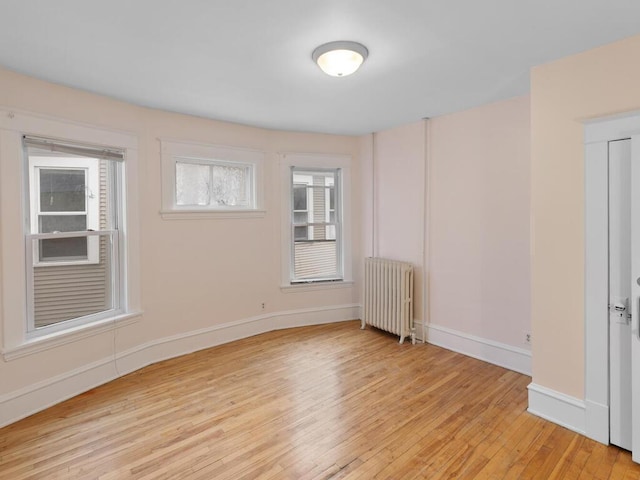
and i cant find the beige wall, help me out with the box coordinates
[429,96,531,348]
[361,98,531,355]
[0,47,538,422]
[364,121,427,322]
[0,67,361,401]
[531,34,640,398]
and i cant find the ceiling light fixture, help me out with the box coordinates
[312,41,368,77]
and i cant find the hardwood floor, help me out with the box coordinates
[1,321,638,479]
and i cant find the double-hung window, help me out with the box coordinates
[24,136,124,334]
[290,167,342,283]
[280,153,351,288]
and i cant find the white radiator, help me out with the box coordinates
[362,257,415,344]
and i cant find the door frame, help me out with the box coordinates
[584,111,640,445]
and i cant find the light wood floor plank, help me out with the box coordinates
[1,321,639,479]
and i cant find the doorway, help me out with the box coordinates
[585,112,640,463]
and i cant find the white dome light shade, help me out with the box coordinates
[312,41,368,77]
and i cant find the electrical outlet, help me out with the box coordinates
[524,332,532,345]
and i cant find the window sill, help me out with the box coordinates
[160,209,266,220]
[280,280,354,293]
[1,311,143,361]
[34,260,101,268]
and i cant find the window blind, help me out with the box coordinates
[23,136,124,161]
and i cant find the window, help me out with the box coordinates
[161,140,264,219]
[24,136,125,334]
[0,111,140,358]
[280,153,352,288]
[175,159,253,208]
[290,167,342,283]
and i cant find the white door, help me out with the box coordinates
[609,139,632,451]
[631,135,640,463]
[584,114,640,463]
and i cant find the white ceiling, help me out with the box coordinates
[1,1,640,135]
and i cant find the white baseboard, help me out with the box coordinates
[0,304,359,428]
[585,399,609,444]
[417,323,594,443]
[527,383,586,435]
[0,356,119,430]
[417,322,532,376]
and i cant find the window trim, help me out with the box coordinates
[0,109,142,359]
[279,153,352,289]
[160,139,265,219]
[24,138,125,338]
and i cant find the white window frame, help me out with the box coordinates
[160,139,265,220]
[25,140,124,338]
[280,153,353,290]
[290,168,340,282]
[28,156,100,266]
[0,109,142,360]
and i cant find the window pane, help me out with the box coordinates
[40,215,86,233]
[294,226,308,240]
[40,169,86,212]
[293,184,307,211]
[294,212,308,224]
[39,237,88,261]
[176,162,210,206]
[211,164,249,206]
[309,223,331,241]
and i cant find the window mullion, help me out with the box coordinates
[27,230,117,240]
[208,164,214,206]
